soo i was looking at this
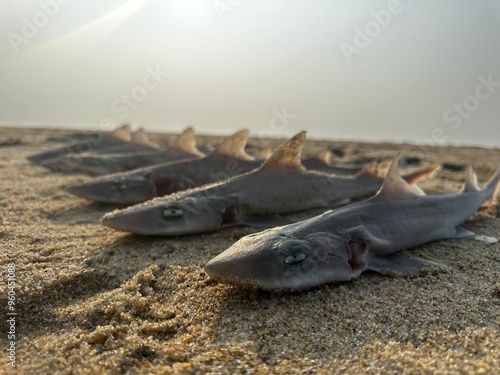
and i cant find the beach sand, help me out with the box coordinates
[0,127,499,374]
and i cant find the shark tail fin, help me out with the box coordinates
[485,164,500,202]
[170,127,204,156]
[259,131,306,172]
[211,129,253,160]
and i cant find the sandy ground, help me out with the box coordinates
[0,126,499,374]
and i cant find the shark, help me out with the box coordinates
[204,157,500,290]
[101,132,439,236]
[58,127,204,175]
[36,126,162,172]
[66,129,264,204]
[28,124,133,165]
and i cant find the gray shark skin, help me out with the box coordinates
[59,127,204,175]
[204,159,500,290]
[101,132,439,236]
[67,129,261,204]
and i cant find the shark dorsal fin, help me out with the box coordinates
[374,154,425,201]
[312,149,332,165]
[461,166,479,193]
[106,124,131,141]
[356,158,382,179]
[259,131,306,172]
[131,128,152,145]
[211,129,253,160]
[170,127,204,156]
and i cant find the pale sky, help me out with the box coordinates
[1,0,499,147]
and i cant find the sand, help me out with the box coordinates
[0,126,499,374]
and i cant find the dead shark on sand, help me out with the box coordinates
[27,124,133,165]
[36,126,163,172]
[67,129,264,204]
[101,132,439,236]
[205,157,500,290]
[59,127,204,175]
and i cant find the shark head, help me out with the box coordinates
[66,174,157,204]
[101,192,235,236]
[205,225,356,290]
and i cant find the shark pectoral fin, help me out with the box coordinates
[367,253,447,275]
[241,215,293,228]
[448,226,475,239]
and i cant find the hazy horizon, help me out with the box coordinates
[1,0,500,148]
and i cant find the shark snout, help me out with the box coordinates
[101,209,154,235]
[66,182,99,200]
[204,235,280,287]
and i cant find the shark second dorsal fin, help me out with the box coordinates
[312,149,332,165]
[107,124,131,141]
[259,131,306,172]
[131,128,151,145]
[461,166,479,193]
[374,154,425,201]
[170,127,204,156]
[211,129,253,160]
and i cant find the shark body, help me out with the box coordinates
[101,132,438,236]
[205,159,500,290]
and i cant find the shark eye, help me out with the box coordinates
[284,252,306,265]
[163,206,183,218]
